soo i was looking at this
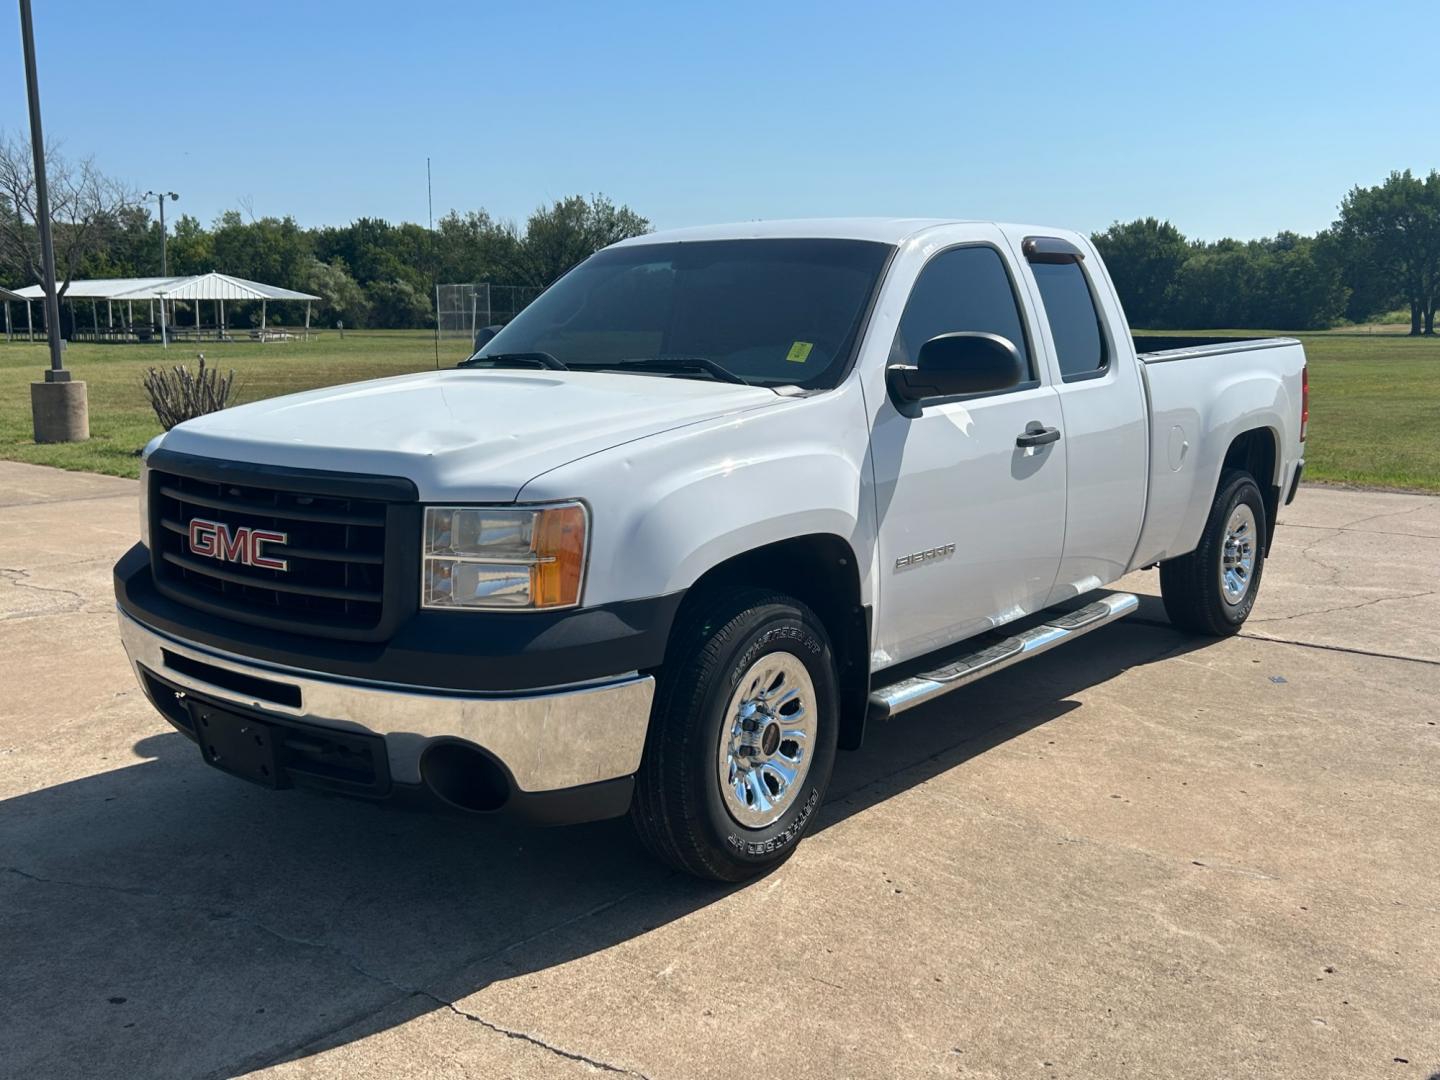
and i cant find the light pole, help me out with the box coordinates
[20,0,87,442]
[145,190,179,276]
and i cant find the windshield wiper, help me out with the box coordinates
[590,356,750,386]
[457,351,568,371]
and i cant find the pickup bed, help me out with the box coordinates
[114,218,1307,880]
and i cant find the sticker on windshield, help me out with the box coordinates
[786,341,814,363]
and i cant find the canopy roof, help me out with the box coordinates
[12,272,319,302]
[12,276,183,300]
[142,272,319,302]
[0,285,25,302]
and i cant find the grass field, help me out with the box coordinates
[2,327,1437,490]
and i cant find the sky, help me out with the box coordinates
[4,0,1435,242]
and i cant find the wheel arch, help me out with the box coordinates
[664,533,871,752]
[1221,426,1280,554]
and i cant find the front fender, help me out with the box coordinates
[517,385,876,611]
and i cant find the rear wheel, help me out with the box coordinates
[630,589,838,881]
[1160,470,1267,636]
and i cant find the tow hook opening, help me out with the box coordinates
[420,741,511,813]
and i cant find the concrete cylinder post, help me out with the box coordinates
[31,379,89,443]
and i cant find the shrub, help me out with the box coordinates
[142,354,237,430]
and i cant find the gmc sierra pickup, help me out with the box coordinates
[114,219,1307,881]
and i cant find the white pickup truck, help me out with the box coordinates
[114,219,1307,880]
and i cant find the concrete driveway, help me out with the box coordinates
[1,460,1436,1080]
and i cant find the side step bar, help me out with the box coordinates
[868,593,1139,720]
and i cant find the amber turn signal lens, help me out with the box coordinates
[533,504,587,607]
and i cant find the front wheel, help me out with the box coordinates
[1160,470,1267,636]
[630,589,839,881]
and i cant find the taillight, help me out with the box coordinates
[1300,365,1309,442]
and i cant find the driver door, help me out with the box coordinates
[869,241,1067,666]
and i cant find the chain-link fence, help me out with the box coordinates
[435,283,543,342]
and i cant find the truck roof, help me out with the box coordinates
[614,217,991,247]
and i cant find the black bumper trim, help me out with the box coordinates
[116,542,683,693]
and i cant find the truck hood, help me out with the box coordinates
[159,369,781,501]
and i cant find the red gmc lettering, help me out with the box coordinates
[187,518,289,571]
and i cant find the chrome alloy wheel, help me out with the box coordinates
[717,651,816,829]
[1219,503,1258,604]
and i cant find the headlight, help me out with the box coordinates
[421,503,588,611]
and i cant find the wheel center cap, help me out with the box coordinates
[760,721,781,757]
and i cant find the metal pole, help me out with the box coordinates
[304,300,310,340]
[19,0,66,381]
[158,291,167,349]
[27,299,34,341]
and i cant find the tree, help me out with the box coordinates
[0,130,138,298]
[365,278,431,328]
[498,194,650,288]
[209,210,311,287]
[299,256,369,328]
[1091,218,1189,328]
[167,214,215,275]
[1334,169,1440,335]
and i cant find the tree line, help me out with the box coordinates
[1093,170,1440,333]
[1,132,648,330]
[3,130,1438,334]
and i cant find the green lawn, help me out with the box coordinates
[0,331,466,478]
[1139,328,1440,492]
[2,327,1437,490]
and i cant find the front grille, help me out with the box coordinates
[150,462,407,635]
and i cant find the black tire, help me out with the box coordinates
[1160,470,1267,636]
[630,589,839,882]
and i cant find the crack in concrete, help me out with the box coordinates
[0,566,94,620]
[1237,632,1440,667]
[1280,522,1440,541]
[1330,502,1430,531]
[10,856,658,1077]
[437,998,655,1078]
[240,917,654,1078]
[1286,530,1348,589]
[4,865,164,897]
[1249,589,1437,625]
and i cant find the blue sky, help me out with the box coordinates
[4,1,1433,240]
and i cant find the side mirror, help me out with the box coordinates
[886,332,1025,414]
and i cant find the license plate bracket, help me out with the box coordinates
[191,702,287,789]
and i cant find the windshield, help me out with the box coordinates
[471,238,893,388]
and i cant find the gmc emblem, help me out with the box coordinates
[187,518,289,571]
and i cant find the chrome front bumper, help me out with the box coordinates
[118,609,656,792]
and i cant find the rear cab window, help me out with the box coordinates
[1024,238,1109,381]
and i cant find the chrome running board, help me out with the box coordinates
[868,593,1140,720]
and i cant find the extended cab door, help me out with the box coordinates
[867,236,1067,667]
[1005,232,1148,602]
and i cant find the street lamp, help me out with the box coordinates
[19,0,87,443]
[145,190,179,276]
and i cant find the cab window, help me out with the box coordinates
[891,246,1034,383]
